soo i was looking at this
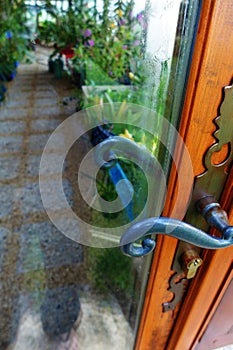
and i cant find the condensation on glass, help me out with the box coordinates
[0,1,200,350]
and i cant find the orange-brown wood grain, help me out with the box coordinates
[135,0,233,349]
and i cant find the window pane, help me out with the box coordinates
[0,1,200,349]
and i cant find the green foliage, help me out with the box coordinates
[88,247,134,297]
[83,85,148,112]
[95,158,148,219]
[38,20,57,43]
[85,61,117,85]
[35,0,144,82]
[0,1,30,81]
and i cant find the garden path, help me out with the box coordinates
[0,47,133,350]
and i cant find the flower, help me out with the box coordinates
[117,9,123,18]
[110,22,116,29]
[6,30,13,39]
[122,45,128,50]
[137,13,143,24]
[133,40,140,46]
[84,29,92,37]
[119,18,127,26]
[128,72,135,80]
[108,71,113,76]
[137,12,147,29]
[119,129,134,141]
[88,39,95,47]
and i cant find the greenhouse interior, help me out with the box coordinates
[1,1,232,350]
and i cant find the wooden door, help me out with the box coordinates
[135,0,233,349]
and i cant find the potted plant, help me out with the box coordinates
[0,2,30,83]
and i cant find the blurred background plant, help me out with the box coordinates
[34,0,145,85]
[0,0,33,102]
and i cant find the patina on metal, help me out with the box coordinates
[162,273,189,312]
[119,203,233,257]
[185,84,233,230]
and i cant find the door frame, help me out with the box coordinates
[135,0,233,349]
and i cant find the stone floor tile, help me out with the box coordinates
[29,134,50,152]
[6,98,31,108]
[0,107,29,119]
[16,224,45,273]
[39,178,73,210]
[0,120,26,134]
[33,106,60,118]
[0,136,23,154]
[0,157,20,180]
[12,83,34,92]
[14,182,45,215]
[34,98,58,107]
[0,184,14,218]
[34,90,58,99]
[17,221,83,270]
[29,132,65,153]
[27,153,66,177]
[20,86,34,92]
[15,178,73,215]
[31,119,60,132]
[35,86,52,92]
[4,99,31,108]
[0,227,11,270]
[26,155,41,177]
[7,91,33,100]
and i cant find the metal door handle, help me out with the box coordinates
[94,136,233,257]
[120,196,233,257]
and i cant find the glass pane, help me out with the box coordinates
[0,1,200,349]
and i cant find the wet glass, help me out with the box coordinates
[0,1,200,349]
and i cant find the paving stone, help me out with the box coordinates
[29,133,65,152]
[5,99,31,108]
[26,155,41,177]
[29,134,50,152]
[27,153,66,177]
[34,98,58,107]
[35,84,53,92]
[39,178,73,210]
[36,74,53,82]
[34,90,58,99]
[0,227,11,270]
[15,178,73,215]
[7,91,32,100]
[0,157,20,180]
[0,184,14,218]
[0,136,23,154]
[17,73,35,80]
[17,221,83,271]
[0,107,29,119]
[31,119,60,132]
[33,106,60,118]
[12,79,35,87]
[16,227,44,273]
[14,182,45,215]
[12,85,34,94]
[20,86,34,92]
[0,120,26,134]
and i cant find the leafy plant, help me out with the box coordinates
[87,247,135,297]
[0,1,30,82]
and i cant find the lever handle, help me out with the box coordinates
[120,199,233,257]
[93,135,233,257]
